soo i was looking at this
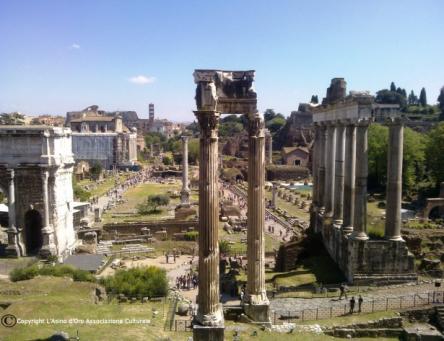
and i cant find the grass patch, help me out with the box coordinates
[0,277,178,341]
[102,182,198,223]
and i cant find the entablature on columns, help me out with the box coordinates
[194,69,257,114]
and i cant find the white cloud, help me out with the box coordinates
[70,43,80,49]
[128,75,156,85]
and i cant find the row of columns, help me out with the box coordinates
[313,118,404,241]
[194,110,268,328]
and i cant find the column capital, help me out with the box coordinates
[181,135,190,142]
[247,112,265,137]
[194,111,220,139]
[7,168,15,181]
[385,116,404,126]
[356,118,372,127]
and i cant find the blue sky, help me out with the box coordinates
[0,0,443,121]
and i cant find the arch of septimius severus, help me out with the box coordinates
[0,126,76,258]
[192,70,269,340]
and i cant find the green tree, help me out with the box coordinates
[264,109,277,122]
[368,124,426,194]
[219,240,231,255]
[375,89,407,109]
[144,132,166,147]
[368,124,388,189]
[100,266,168,298]
[437,87,444,120]
[390,82,397,92]
[188,138,199,164]
[266,115,286,134]
[162,155,173,165]
[408,90,418,105]
[89,162,102,179]
[137,194,170,214]
[419,87,427,106]
[426,122,444,186]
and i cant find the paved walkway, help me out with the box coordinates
[270,282,437,316]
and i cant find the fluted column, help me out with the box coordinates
[324,123,337,217]
[245,112,269,316]
[343,123,356,233]
[312,124,320,208]
[385,118,404,241]
[318,124,327,211]
[194,110,223,326]
[333,123,346,226]
[6,169,21,257]
[271,182,278,208]
[351,121,369,240]
[180,136,190,206]
[40,169,57,256]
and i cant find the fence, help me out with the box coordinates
[270,290,444,324]
[167,290,443,332]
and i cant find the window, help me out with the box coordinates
[294,159,301,166]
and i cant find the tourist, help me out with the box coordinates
[349,296,355,314]
[358,295,363,313]
[339,283,348,300]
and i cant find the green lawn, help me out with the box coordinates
[0,276,181,341]
[102,182,198,223]
[78,174,131,198]
[264,189,310,221]
[367,201,385,238]
[0,276,401,341]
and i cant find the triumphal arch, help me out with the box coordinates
[193,70,269,340]
[0,126,76,258]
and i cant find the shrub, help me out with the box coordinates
[184,231,198,241]
[137,194,170,215]
[100,266,168,298]
[9,265,39,282]
[219,240,231,255]
[368,227,384,239]
[9,264,96,283]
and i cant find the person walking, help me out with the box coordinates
[358,295,363,313]
[349,296,356,314]
[339,283,348,300]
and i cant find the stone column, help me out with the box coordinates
[351,121,369,240]
[267,130,273,164]
[6,169,21,257]
[312,124,320,208]
[318,124,327,211]
[180,136,190,206]
[194,110,223,328]
[333,123,346,226]
[150,143,154,158]
[324,123,337,218]
[343,123,356,233]
[271,182,278,208]
[384,118,404,241]
[40,169,57,256]
[244,112,269,322]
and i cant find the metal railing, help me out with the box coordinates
[270,290,444,324]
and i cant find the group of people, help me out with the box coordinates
[340,283,364,314]
[175,273,198,290]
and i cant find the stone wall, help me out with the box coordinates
[317,215,416,284]
[266,165,310,181]
[102,220,199,240]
